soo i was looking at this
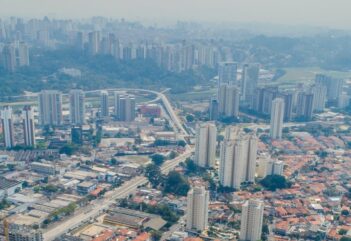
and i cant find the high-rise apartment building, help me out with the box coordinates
[17,42,29,66]
[114,93,136,122]
[270,98,285,140]
[186,186,209,232]
[2,44,16,72]
[311,84,327,112]
[88,31,100,55]
[242,63,259,104]
[240,200,264,241]
[218,84,240,118]
[218,62,238,86]
[100,90,109,118]
[315,74,344,103]
[296,92,314,121]
[22,105,36,147]
[69,89,85,125]
[38,90,63,126]
[194,122,217,168]
[209,97,219,121]
[1,106,15,148]
[219,127,258,189]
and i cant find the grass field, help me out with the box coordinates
[276,67,351,84]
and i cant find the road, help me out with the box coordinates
[43,88,192,241]
[44,149,193,241]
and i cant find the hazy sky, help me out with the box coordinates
[1,0,350,29]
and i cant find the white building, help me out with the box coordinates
[218,62,238,86]
[219,127,257,189]
[257,155,284,178]
[22,106,36,147]
[241,63,259,104]
[270,98,285,139]
[69,89,85,125]
[186,186,209,231]
[114,93,136,122]
[38,90,63,126]
[311,84,327,112]
[218,84,240,118]
[240,200,264,241]
[1,106,15,148]
[194,122,217,168]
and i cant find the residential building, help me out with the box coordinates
[100,90,109,118]
[1,106,15,148]
[38,90,63,126]
[270,98,285,140]
[114,93,136,121]
[69,89,85,125]
[296,92,314,121]
[22,105,36,147]
[194,122,217,168]
[311,84,327,112]
[219,127,257,189]
[242,63,259,104]
[186,186,209,231]
[218,62,238,86]
[240,200,264,241]
[218,84,240,118]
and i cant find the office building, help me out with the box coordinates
[270,98,285,139]
[69,89,85,125]
[194,122,217,168]
[186,186,209,231]
[218,84,240,118]
[240,200,264,241]
[1,106,15,148]
[22,105,36,147]
[100,90,109,118]
[219,127,258,189]
[311,84,327,112]
[242,63,259,104]
[114,93,136,121]
[218,62,238,86]
[38,90,63,126]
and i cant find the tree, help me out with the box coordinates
[339,229,348,235]
[164,171,190,196]
[151,154,165,166]
[59,144,78,156]
[186,114,195,122]
[340,237,351,241]
[145,164,163,187]
[260,175,291,191]
[341,210,350,216]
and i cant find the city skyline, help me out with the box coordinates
[1,0,351,30]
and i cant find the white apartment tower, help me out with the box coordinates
[1,106,15,148]
[22,105,36,147]
[311,84,327,112]
[240,199,264,241]
[114,93,136,122]
[218,62,238,86]
[38,90,63,126]
[69,89,85,125]
[257,155,284,178]
[186,186,209,232]
[242,63,260,104]
[219,127,258,189]
[218,84,240,118]
[194,122,217,168]
[100,90,109,117]
[270,98,285,139]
